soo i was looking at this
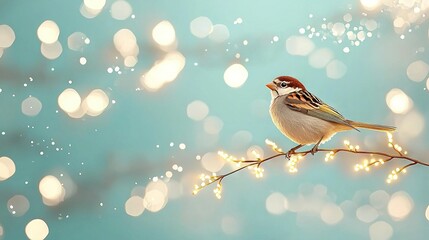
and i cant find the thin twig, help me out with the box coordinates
[193,133,429,198]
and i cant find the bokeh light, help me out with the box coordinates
[223,63,248,88]
[21,96,42,116]
[67,32,88,51]
[25,219,49,240]
[125,196,145,217]
[208,24,230,42]
[265,192,287,215]
[152,21,176,46]
[140,52,186,91]
[326,60,347,79]
[286,36,314,56]
[0,25,16,48]
[190,16,213,38]
[406,60,429,82]
[37,20,60,44]
[308,48,334,69]
[221,216,240,235]
[369,221,393,240]
[110,0,132,20]
[230,130,253,149]
[38,175,64,204]
[113,29,138,57]
[360,0,381,11]
[332,22,346,37]
[40,41,63,60]
[84,0,106,11]
[143,189,166,212]
[246,145,264,159]
[356,204,378,223]
[187,100,209,121]
[58,88,82,114]
[320,203,344,225]
[426,205,429,221]
[387,191,413,221]
[385,88,412,114]
[85,89,109,116]
[7,195,30,217]
[397,110,425,140]
[201,152,225,172]
[80,4,102,18]
[369,190,389,209]
[146,180,168,196]
[0,156,16,181]
[203,116,223,134]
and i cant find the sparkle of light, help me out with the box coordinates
[79,57,87,65]
[223,63,248,88]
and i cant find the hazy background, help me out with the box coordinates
[0,0,429,239]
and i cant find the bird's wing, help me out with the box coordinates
[284,90,356,129]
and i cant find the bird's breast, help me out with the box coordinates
[269,96,340,145]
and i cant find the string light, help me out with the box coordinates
[194,133,426,199]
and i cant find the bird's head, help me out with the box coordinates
[266,76,306,98]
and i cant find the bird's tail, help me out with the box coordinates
[346,120,396,132]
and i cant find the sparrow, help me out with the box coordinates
[266,76,395,156]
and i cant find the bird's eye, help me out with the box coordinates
[280,82,287,88]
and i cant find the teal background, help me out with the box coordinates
[1,0,429,239]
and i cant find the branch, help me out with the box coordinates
[192,133,429,199]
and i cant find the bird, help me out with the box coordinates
[266,76,395,157]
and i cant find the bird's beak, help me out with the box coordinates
[266,82,276,91]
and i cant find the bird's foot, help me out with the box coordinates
[310,145,318,155]
[286,150,295,159]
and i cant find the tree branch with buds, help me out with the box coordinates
[193,133,429,199]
